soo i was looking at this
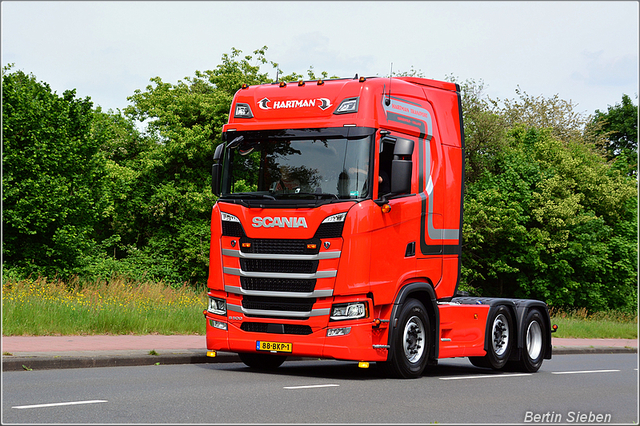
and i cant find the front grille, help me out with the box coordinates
[242,295,315,312]
[240,259,318,274]
[241,277,316,293]
[241,322,313,335]
[241,238,320,255]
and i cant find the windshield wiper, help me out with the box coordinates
[221,192,276,200]
[280,192,339,200]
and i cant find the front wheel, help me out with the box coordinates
[469,305,513,370]
[380,299,431,379]
[238,352,287,370]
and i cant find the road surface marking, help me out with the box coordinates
[284,384,340,389]
[440,373,532,380]
[13,400,108,409]
[551,369,620,375]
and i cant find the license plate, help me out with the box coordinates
[256,341,292,353]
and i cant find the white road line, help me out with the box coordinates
[551,369,621,375]
[440,373,532,381]
[12,400,108,410]
[284,384,340,390]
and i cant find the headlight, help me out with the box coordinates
[221,212,240,223]
[330,302,367,321]
[208,297,227,316]
[322,212,347,224]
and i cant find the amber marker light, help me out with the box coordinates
[307,243,317,250]
[317,79,324,85]
[359,76,366,83]
[551,324,559,333]
[241,83,249,89]
[298,80,305,86]
[279,81,287,88]
[381,203,392,214]
[241,242,251,248]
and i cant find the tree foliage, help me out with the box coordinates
[2,65,109,278]
[455,77,637,312]
[590,93,638,175]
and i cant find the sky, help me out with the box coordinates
[2,1,638,118]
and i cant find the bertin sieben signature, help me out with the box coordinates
[524,410,612,423]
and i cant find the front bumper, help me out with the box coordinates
[204,311,389,362]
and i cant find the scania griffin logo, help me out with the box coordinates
[252,216,308,228]
[258,97,332,111]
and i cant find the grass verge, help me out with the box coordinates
[550,308,637,339]
[2,276,637,339]
[2,275,207,335]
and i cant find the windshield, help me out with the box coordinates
[221,128,374,204]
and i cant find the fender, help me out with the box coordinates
[450,296,552,360]
[510,299,553,360]
[387,282,439,364]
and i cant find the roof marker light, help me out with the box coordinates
[359,76,366,83]
[279,81,287,88]
[317,79,324,85]
[298,80,305,86]
[241,83,249,89]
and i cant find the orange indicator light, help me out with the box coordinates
[381,204,392,214]
[307,244,317,250]
[241,243,251,248]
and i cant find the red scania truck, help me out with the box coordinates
[204,75,554,378]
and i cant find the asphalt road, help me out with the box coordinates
[3,353,637,424]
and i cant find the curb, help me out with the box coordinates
[2,352,239,372]
[3,347,636,372]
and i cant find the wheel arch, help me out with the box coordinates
[388,281,439,363]
[511,300,553,360]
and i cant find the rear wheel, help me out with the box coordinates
[469,305,513,370]
[381,299,431,379]
[238,352,287,370]
[515,309,547,372]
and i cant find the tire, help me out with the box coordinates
[515,309,547,373]
[381,299,430,379]
[238,352,287,370]
[469,305,513,370]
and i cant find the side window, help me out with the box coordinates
[378,142,393,197]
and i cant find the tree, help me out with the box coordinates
[590,94,638,175]
[2,65,109,278]
[457,81,638,312]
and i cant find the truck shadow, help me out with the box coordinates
[199,358,493,381]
